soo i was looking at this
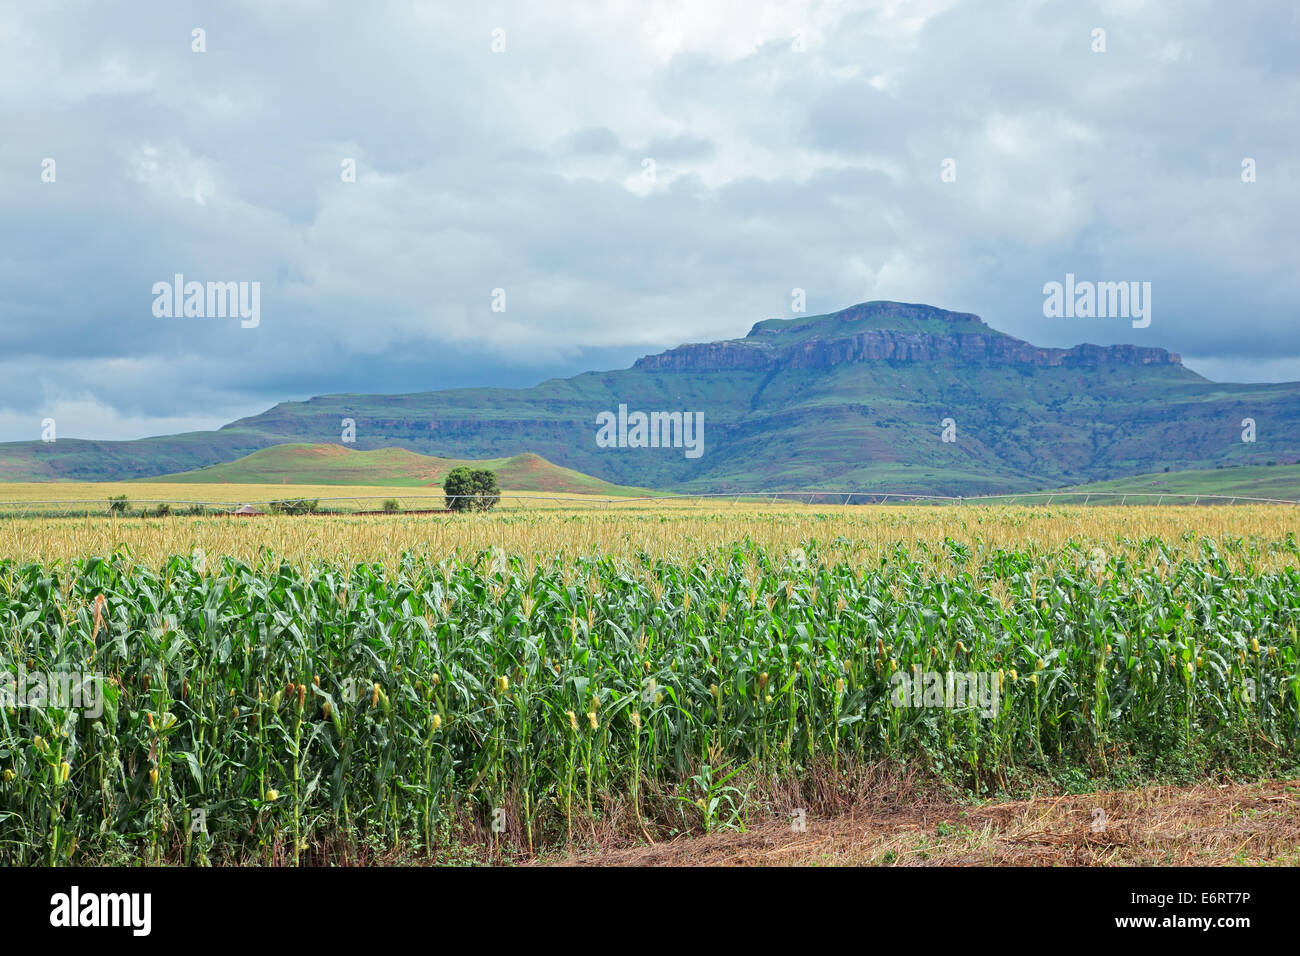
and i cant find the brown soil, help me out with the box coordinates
[536,779,1300,867]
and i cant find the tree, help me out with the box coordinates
[443,467,500,512]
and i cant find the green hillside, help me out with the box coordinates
[147,444,650,495]
[1044,463,1300,502]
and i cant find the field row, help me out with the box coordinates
[1,504,1299,566]
[1,531,1297,864]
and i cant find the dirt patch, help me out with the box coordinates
[537,779,1300,867]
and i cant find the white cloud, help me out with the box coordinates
[0,0,1296,441]
[0,397,234,444]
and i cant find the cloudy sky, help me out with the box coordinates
[1,0,1297,441]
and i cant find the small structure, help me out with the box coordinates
[231,504,264,516]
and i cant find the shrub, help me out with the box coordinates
[269,498,319,515]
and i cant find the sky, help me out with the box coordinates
[1,0,1297,442]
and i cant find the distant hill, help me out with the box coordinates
[2,301,1299,494]
[1047,463,1300,502]
[147,444,649,496]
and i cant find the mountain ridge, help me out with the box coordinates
[1,300,1295,493]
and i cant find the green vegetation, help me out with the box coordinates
[1047,462,1300,502]
[268,498,320,516]
[1,533,1297,864]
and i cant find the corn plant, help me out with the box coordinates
[0,531,1296,864]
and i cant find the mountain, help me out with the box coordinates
[2,301,1298,494]
[149,443,648,495]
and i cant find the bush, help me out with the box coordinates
[382,499,400,513]
[107,495,130,515]
[269,498,319,516]
[443,467,500,512]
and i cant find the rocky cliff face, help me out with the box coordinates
[635,303,1182,372]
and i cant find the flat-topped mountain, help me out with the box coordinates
[637,302,1183,372]
[1,301,1295,494]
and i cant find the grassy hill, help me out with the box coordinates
[1044,462,1300,502]
[147,443,651,496]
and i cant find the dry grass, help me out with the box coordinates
[545,778,1300,867]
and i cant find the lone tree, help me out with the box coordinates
[443,467,501,512]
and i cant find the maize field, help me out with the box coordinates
[1,507,1298,864]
